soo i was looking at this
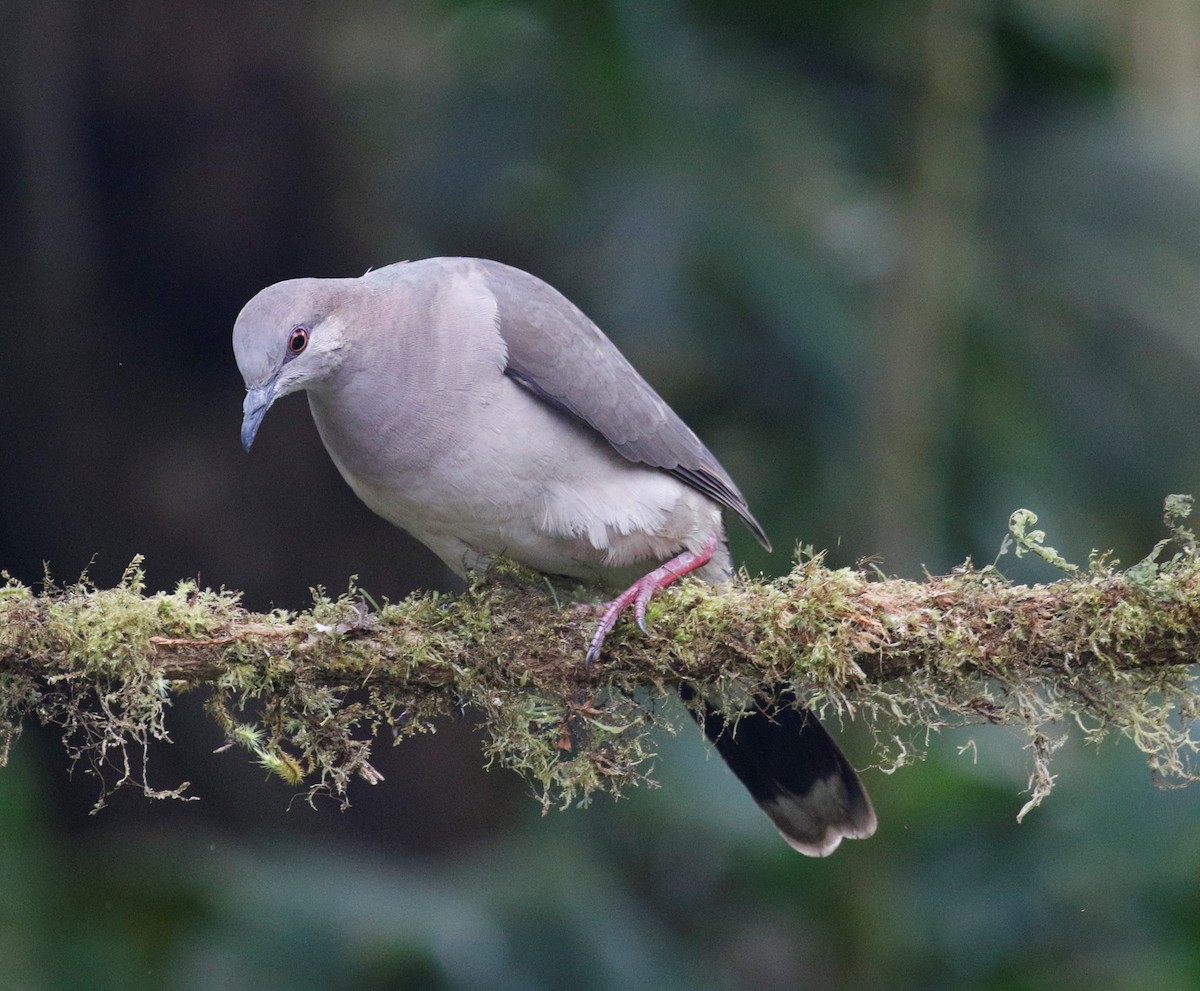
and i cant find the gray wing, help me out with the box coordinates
[477,259,770,550]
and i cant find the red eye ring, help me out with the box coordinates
[288,326,310,354]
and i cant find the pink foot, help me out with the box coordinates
[584,533,719,665]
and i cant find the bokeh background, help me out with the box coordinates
[4,1,1200,988]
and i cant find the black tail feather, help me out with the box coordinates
[680,685,876,856]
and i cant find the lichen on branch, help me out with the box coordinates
[1,496,1199,819]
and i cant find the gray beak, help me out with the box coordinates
[241,381,278,452]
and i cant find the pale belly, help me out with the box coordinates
[308,367,733,586]
[339,446,732,586]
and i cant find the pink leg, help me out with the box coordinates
[585,533,719,664]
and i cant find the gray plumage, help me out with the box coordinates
[482,261,770,550]
[233,256,875,855]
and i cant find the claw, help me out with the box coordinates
[634,582,657,634]
[583,533,718,665]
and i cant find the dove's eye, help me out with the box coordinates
[287,327,310,355]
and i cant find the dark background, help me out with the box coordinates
[5,2,1200,988]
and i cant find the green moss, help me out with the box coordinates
[2,498,1200,821]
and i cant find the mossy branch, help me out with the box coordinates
[2,496,1199,819]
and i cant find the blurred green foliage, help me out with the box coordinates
[6,728,1200,991]
[5,0,1200,987]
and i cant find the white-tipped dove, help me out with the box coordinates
[233,257,876,855]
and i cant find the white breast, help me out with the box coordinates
[320,376,731,586]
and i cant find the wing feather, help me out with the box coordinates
[478,259,770,549]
